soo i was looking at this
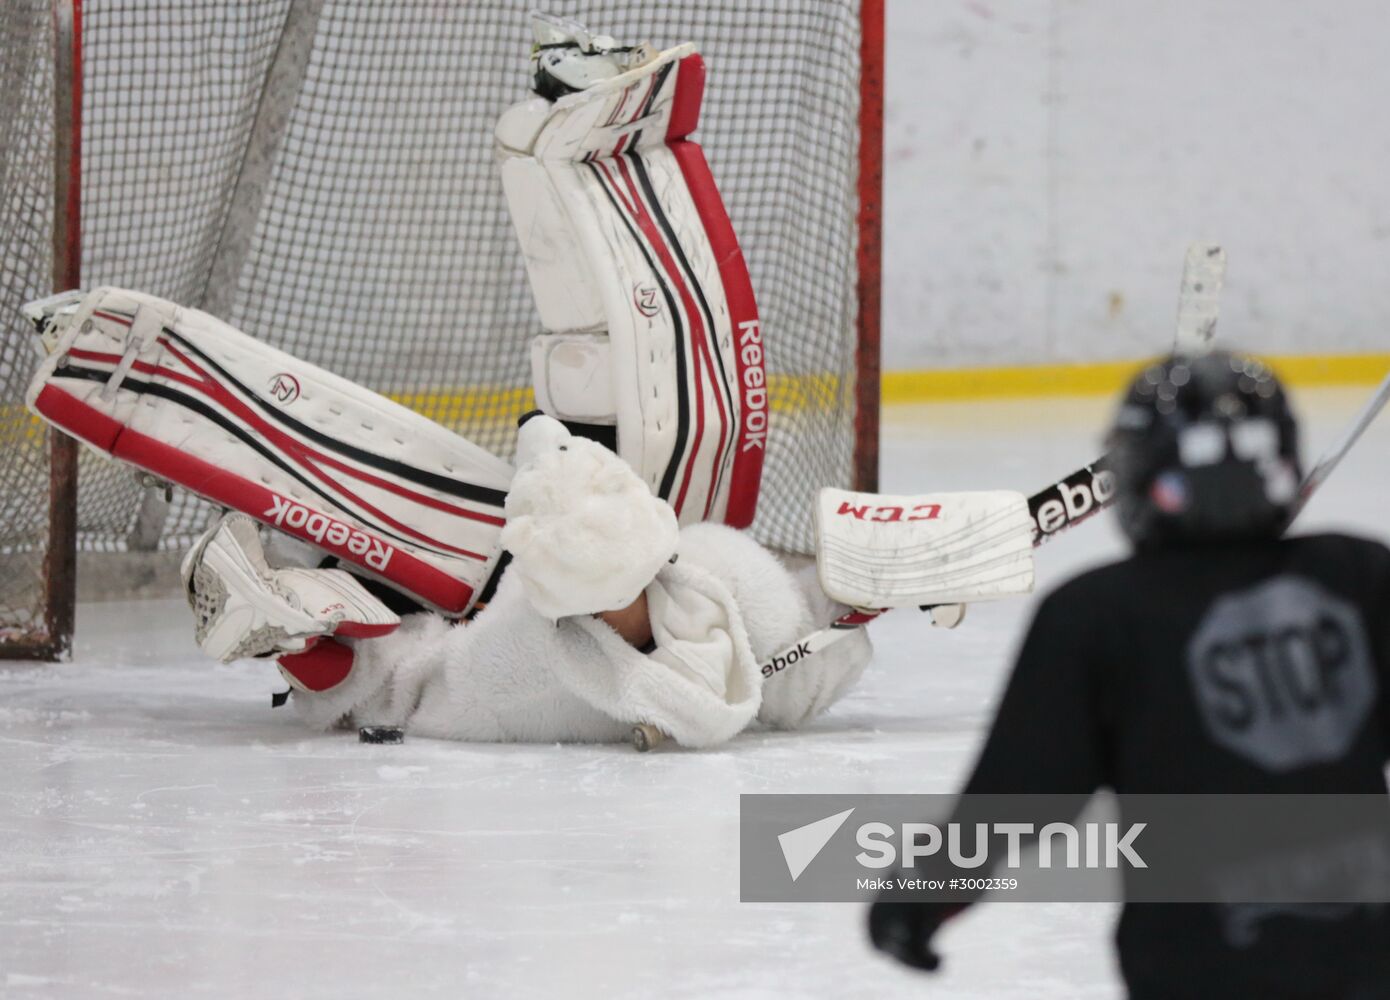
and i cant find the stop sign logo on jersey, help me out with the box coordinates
[1186,575,1376,773]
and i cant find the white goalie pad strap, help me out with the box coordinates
[26,287,513,615]
[815,488,1037,609]
[498,46,766,529]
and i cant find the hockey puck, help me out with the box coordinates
[359,725,405,745]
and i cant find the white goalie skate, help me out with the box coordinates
[182,512,400,663]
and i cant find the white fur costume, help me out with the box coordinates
[291,527,868,747]
[286,419,870,747]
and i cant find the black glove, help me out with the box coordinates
[867,894,961,972]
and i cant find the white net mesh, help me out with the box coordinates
[0,1,868,640]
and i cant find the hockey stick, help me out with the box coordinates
[1285,369,1390,526]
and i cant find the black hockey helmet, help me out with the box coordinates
[1106,351,1301,548]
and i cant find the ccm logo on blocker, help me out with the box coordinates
[834,501,942,522]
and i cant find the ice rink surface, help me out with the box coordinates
[2,389,1386,999]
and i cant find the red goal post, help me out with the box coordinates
[856,0,884,497]
[0,0,80,659]
[0,0,883,660]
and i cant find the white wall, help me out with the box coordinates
[882,0,1390,369]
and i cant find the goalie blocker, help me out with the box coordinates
[816,488,1036,610]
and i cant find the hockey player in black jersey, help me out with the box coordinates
[868,351,1390,999]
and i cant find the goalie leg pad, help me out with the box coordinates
[26,287,514,614]
[498,45,765,528]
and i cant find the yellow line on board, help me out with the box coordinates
[882,353,1390,404]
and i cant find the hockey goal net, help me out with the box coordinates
[0,0,882,659]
